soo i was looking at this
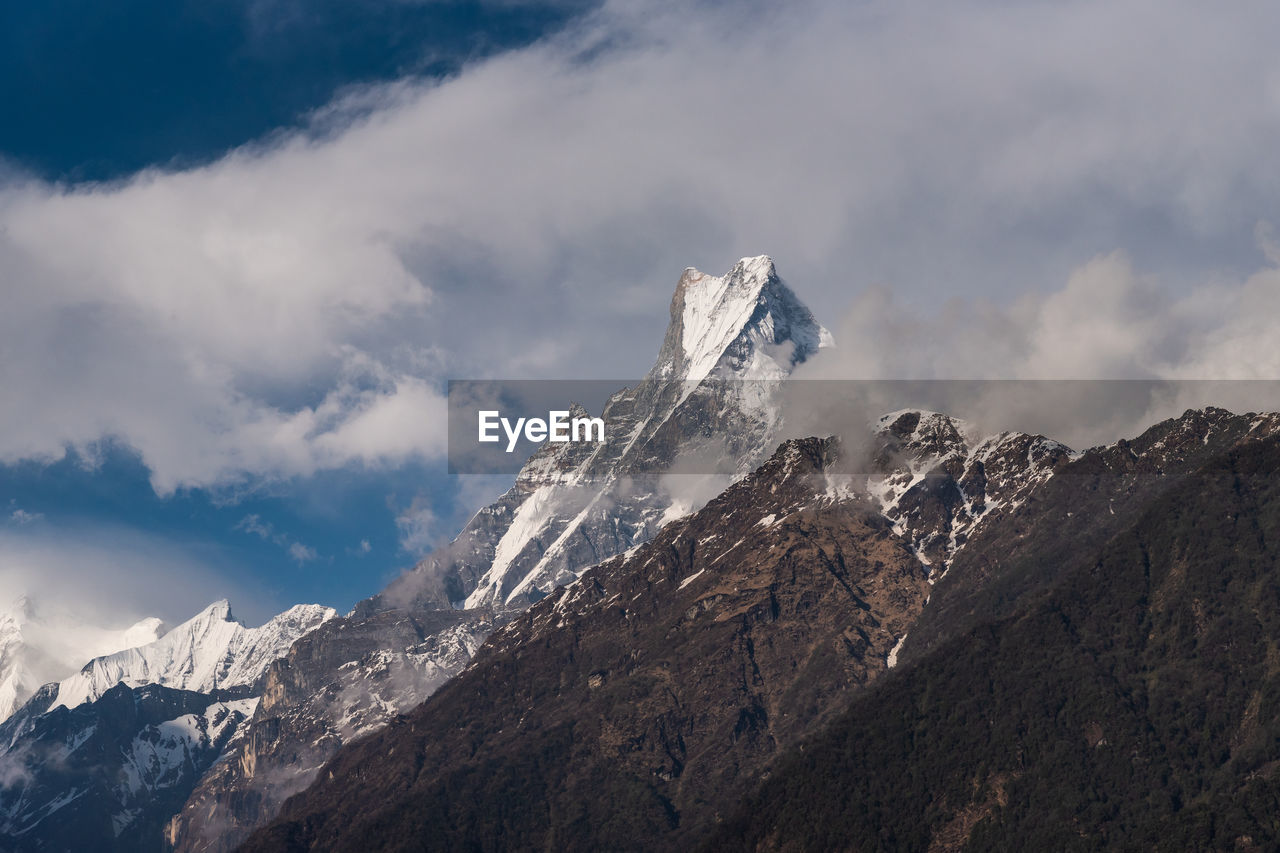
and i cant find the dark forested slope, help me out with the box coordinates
[709,435,1280,852]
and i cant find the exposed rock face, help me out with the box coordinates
[240,437,930,852]
[166,608,494,853]
[0,683,254,852]
[865,409,1074,574]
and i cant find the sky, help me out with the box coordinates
[3,0,1280,627]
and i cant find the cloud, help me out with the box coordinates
[0,525,280,626]
[288,542,318,563]
[235,514,276,540]
[3,0,1280,496]
[796,236,1280,384]
[235,513,319,564]
[395,500,441,557]
[8,509,43,525]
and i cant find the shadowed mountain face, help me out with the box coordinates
[707,432,1280,852]
[241,410,1280,852]
[240,437,930,852]
[0,683,255,853]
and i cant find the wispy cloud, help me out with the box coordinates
[287,542,318,563]
[395,500,440,557]
[235,513,319,564]
[8,509,43,525]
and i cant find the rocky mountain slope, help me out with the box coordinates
[242,436,930,852]
[244,407,1280,851]
[710,420,1280,851]
[900,406,1280,664]
[0,683,256,852]
[165,256,834,851]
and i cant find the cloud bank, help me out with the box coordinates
[3,0,1280,495]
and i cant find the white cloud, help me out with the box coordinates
[288,542,318,563]
[235,513,319,564]
[0,525,281,627]
[798,236,1280,384]
[8,509,43,526]
[2,0,1280,494]
[395,500,440,557]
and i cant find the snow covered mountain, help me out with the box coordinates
[39,599,335,714]
[168,608,493,852]
[165,256,832,851]
[0,598,337,851]
[380,255,832,613]
[0,597,166,722]
[0,682,257,852]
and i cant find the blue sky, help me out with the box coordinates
[3,0,1280,627]
[0,0,589,181]
[0,0,589,623]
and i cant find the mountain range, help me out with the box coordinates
[3,256,1279,851]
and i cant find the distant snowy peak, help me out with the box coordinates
[0,598,168,723]
[48,599,336,713]
[654,255,832,385]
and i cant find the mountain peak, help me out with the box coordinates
[199,598,235,623]
[653,255,831,385]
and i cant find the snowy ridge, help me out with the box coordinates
[0,597,166,722]
[49,600,335,712]
[664,255,833,386]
